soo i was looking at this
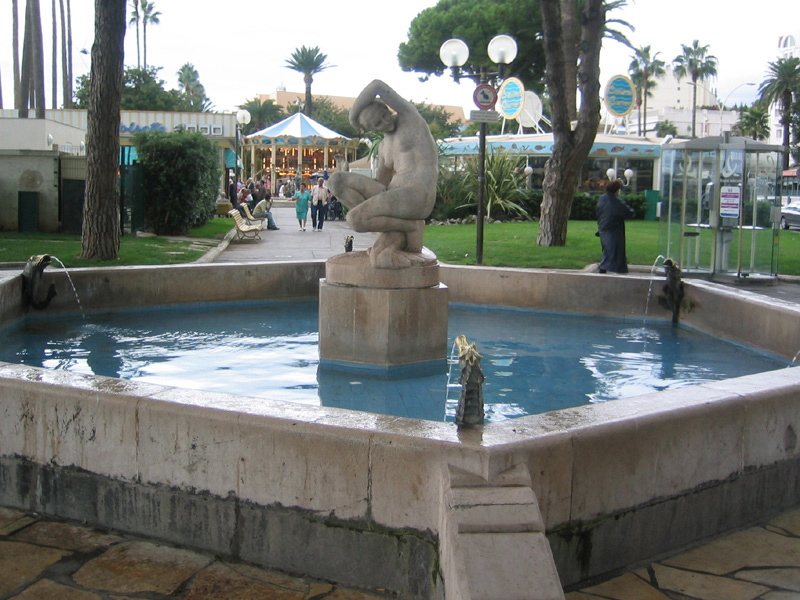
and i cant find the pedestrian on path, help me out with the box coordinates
[311,178,329,232]
[293,183,310,231]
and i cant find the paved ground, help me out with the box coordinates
[206,204,378,264]
[3,209,800,598]
[0,506,389,600]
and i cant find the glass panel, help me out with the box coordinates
[659,149,686,266]
[678,150,715,272]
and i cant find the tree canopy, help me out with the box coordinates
[285,45,333,117]
[673,40,718,138]
[74,66,208,112]
[238,97,286,135]
[398,0,546,93]
[759,56,800,169]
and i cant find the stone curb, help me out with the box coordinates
[194,228,235,263]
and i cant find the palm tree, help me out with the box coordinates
[177,62,208,110]
[285,46,332,117]
[238,97,285,134]
[673,40,718,138]
[656,119,677,137]
[177,62,200,94]
[140,0,160,70]
[759,56,800,169]
[128,0,140,69]
[733,105,770,141]
[628,46,665,137]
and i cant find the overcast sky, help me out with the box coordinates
[1,0,795,115]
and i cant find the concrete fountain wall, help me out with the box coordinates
[1,261,800,599]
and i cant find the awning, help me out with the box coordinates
[224,148,239,169]
[243,113,357,148]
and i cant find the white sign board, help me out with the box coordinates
[470,110,500,123]
[720,186,741,218]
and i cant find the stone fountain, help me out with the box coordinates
[321,80,448,372]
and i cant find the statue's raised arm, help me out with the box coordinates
[350,80,416,129]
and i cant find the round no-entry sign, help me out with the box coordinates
[473,84,497,110]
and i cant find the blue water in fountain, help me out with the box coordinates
[0,300,789,422]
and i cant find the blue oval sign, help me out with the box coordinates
[605,75,635,117]
[498,78,525,120]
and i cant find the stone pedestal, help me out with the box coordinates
[319,250,449,372]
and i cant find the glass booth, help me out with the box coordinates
[658,136,784,279]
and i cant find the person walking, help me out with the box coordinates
[310,178,329,231]
[596,179,635,274]
[293,183,310,231]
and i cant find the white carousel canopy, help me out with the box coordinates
[243,113,356,148]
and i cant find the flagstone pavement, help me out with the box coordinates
[2,504,799,599]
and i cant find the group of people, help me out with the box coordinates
[228,176,279,230]
[225,173,345,234]
[293,177,331,232]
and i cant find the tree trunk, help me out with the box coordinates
[66,0,72,105]
[59,0,70,107]
[28,0,46,118]
[19,0,33,117]
[13,0,21,109]
[536,0,604,247]
[781,92,792,170]
[81,0,126,261]
[560,0,578,122]
[143,21,147,69]
[51,0,56,109]
[304,75,313,116]
[642,78,648,136]
[690,77,698,137]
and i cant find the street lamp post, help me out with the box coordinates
[718,82,756,133]
[235,109,251,186]
[440,35,517,265]
[606,167,635,186]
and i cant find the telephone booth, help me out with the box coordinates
[658,135,784,279]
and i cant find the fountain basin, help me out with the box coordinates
[2,261,800,597]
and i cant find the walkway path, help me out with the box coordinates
[205,204,377,264]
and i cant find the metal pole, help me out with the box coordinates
[234,124,240,186]
[477,120,487,265]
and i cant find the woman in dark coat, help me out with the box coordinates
[596,179,635,273]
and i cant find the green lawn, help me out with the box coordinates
[4,218,800,276]
[425,220,658,270]
[0,217,234,268]
[424,220,800,276]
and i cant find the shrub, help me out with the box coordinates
[133,129,220,235]
[432,169,472,221]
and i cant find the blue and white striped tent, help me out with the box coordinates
[243,113,356,149]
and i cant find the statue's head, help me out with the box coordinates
[358,100,396,133]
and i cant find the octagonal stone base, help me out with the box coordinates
[319,251,449,371]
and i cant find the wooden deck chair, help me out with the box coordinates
[228,209,263,240]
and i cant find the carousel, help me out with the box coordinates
[242,113,360,195]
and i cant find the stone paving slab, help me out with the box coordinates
[4,506,800,598]
[565,508,800,600]
[0,507,392,599]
